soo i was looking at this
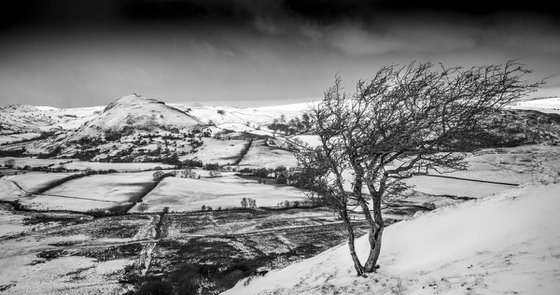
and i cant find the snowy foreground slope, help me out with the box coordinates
[223,183,560,295]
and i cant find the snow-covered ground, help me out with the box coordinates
[0,157,174,171]
[237,139,297,168]
[223,183,560,295]
[0,179,27,202]
[5,172,78,194]
[43,172,155,203]
[11,172,155,212]
[180,138,249,165]
[172,102,309,127]
[436,146,560,183]
[0,157,75,168]
[290,134,321,148]
[406,175,515,197]
[18,195,129,213]
[0,132,41,145]
[511,96,560,114]
[0,255,131,295]
[129,176,307,212]
[406,145,560,197]
[70,94,202,140]
[57,161,174,172]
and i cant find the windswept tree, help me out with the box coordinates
[297,61,542,276]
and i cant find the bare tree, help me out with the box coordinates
[297,61,542,276]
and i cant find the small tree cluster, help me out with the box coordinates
[201,205,213,211]
[203,163,221,171]
[183,159,203,168]
[240,197,257,210]
[278,200,301,208]
[268,113,313,135]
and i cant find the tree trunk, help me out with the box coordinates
[363,191,384,272]
[363,223,383,272]
[340,209,364,276]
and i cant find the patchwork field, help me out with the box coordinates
[0,157,74,168]
[129,176,308,213]
[43,172,156,203]
[1,145,559,294]
[0,157,174,172]
[5,172,80,194]
[58,162,174,172]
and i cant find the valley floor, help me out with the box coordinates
[0,145,559,294]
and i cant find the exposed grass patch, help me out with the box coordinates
[23,213,91,226]
[73,243,142,262]
[37,249,67,261]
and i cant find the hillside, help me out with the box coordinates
[1,96,560,163]
[70,94,203,140]
[0,104,101,135]
[0,104,55,134]
[223,183,560,295]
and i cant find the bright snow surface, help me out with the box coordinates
[223,183,560,295]
[511,97,560,114]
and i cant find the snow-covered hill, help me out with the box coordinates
[0,104,101,134]
[171,102,309,128]
[70,94,202,140]
[223,183,560,295]
[2,94,560,162]
[0,95,311,162]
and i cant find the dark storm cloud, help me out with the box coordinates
[1,0,559,107]
[3,0,557,28]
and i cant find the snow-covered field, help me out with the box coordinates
[0,255,131,295]
[180,138,249,165]
[0,179,27,202]
[406,145,560,197]
[437,145,560,183]
[57,161,174,172]
[406,175,516,197]
[129,176,307,212]
[11,172,156,213]
[0,157,75,168]
[43,172,155,203]
[18,195,129,213]
[0,157,174,171]
[289,134,321,148]
[0,132,41,145]
[511,97,560,114]
[5,172,79,194]
[238,139,297,168]
[172,102,309,127]
[224,183,560,295]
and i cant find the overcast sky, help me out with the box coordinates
[1,0,559,108]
